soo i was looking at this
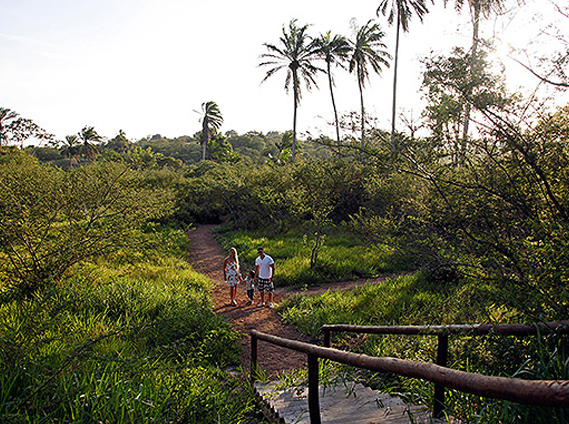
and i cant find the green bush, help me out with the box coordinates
[0,150,173,298]
[219,228,413,287]
[0,228,252,423]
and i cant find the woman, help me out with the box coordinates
[223,247,242,306]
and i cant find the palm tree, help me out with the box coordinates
[444,0,511,142]
[200,101,223,161]
[0,108,18,147]
[377,0,432,149]
[348,20,391,155]
[62,134,81,167]
[78,126,101,160]
[313,32,351,145]
[259,19,322,162]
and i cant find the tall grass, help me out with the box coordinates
[279,271,569,423]
[0,226,257,423]
[217,228,414,287]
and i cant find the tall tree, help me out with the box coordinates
[348,20,391,155]
[444,0,512,141]
[0,107,53,147]
[199,101,224,161]
[259,19,322,162]
[377,0,432,149]
[313,32,351,145]
[422,47,511,163]
[62,134,81,167]
[78,126,101,160]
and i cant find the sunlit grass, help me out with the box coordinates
[218,228,413,287]
[0,226,255,423]
[278,269,569,422]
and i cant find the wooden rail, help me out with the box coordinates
[251,321,569,424]
[322,321,569,417]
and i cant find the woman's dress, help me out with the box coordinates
[225,260,240,287]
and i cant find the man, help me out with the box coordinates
[255,247,275,308]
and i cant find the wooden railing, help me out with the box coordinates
[251,321,569,424]
[322,321,569,417]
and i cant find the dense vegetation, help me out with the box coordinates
[2,1,569,422]
[0,223,254,422]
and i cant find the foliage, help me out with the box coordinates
[0,107,54,147]
[421,46,512,162]
[218,227,409,288]
[0,149,173,298]
[413,62,569,319]
[348,19,391,150]
[175,161,254,225]
[227,130,278,163]
[313,31,351,144]
[78,125,102,160]
[106,129,131,153]
[0,227,252,423]
[207,133,241,163]
[259,18,323,161]
[199,101,224,161]
[137,135,203,164]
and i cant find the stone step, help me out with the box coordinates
[255,381,452,424]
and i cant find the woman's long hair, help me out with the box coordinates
[229,247,239,268]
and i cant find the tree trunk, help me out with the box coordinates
[292,70,299,163]
[327,61,341,145]
[358,71,366,161]
[390,12,401,151]
[461,1,481,160]
[201,118,209,162]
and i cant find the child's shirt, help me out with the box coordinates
[244,276,255,291]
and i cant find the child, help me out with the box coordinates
[244,270,255,306]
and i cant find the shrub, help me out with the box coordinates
[0,150,173,298]
[0,227,250,423]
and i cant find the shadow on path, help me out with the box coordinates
[187,224,309,377]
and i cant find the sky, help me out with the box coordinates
[0,0,565,144]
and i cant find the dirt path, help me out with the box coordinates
[187,224,388,377]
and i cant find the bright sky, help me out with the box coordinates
[0,0,564,143]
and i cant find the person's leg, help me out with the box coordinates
[267,285,274,306]
[258,278,266,305]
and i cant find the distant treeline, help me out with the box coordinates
[27,129,337,169]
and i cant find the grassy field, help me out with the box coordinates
[217,227,415,287]
[0,225,261,423]
[219,227,569,423]
[2,223,567,423]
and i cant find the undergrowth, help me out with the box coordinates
[0,225,259,423]
[217,227,414,287]
[279,271,569,423]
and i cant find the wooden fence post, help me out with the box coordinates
[308,354,321,424]
[251,333,258,383]
[323,328,331,348]
[434,333,449,418]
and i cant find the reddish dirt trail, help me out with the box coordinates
[187,224,390,377]
[187,224,309,376]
